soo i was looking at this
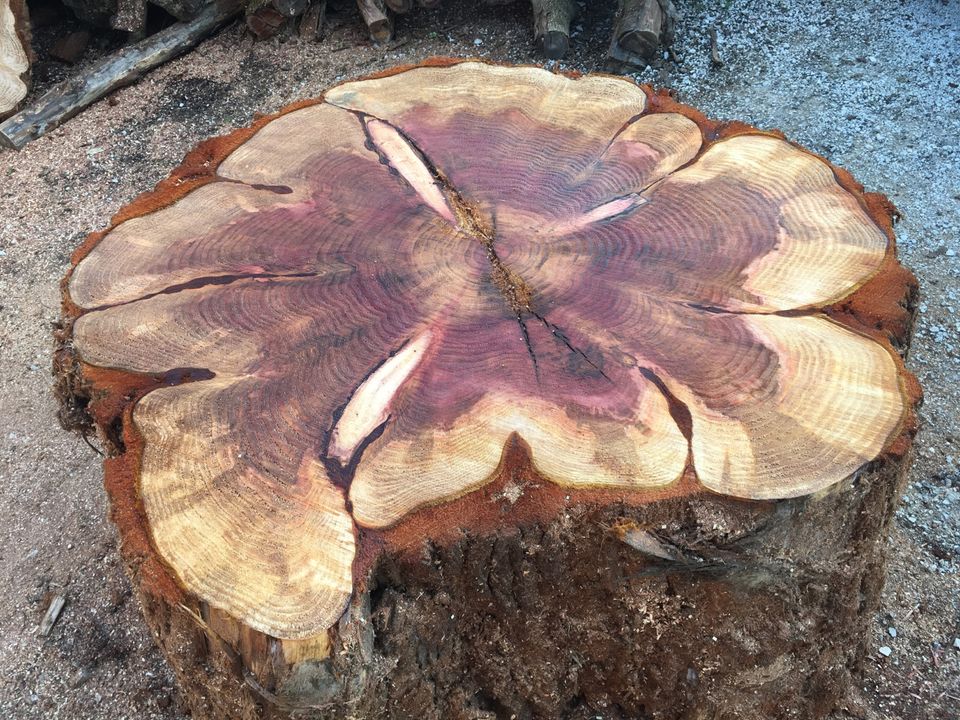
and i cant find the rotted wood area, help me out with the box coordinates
[56,60,920,719]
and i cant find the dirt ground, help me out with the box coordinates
[0,0,957,717]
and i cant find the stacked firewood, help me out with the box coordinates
[244,0,674,66]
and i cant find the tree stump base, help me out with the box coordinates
[56,60,920,720]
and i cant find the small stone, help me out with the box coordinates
[953,638,960,650]
[878,646,892,657]
[473,38,482,46]
[888,627,897,638]
[947,249,957,257]
[68,667,92,689]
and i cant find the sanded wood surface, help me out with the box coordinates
[58,60,919,719]
[0,0,30,120]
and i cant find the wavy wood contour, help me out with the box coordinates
[59,60,918,648]
[0,0,29,119]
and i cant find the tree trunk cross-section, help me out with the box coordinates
[0,0,30,120]
[56,60,920,720]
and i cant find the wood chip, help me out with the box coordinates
[39,594,65,636]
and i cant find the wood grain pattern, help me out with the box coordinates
[0,0,29,119]
[63,61,914,643]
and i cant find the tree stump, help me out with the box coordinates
[56,60,920,720]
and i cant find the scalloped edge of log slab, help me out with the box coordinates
[0,0,31,120]
[54,58,921,720]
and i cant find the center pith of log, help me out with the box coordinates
[60,61,914,650]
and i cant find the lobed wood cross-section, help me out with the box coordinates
[62,61,913,658]
[0,0,30,119]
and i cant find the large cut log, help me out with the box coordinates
[0,0,31,120]
[56,60,920,719]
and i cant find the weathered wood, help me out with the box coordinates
[245,0,289,39]
[383,0,412,14]
[0,1,241,150]
[57,60,920,720]
[710,26,724,67]
[50,30,92,64]
[297,0,325,41]
[607,0,676,71]
[530,0,575,60]
[39,595,66,636]
[355,0,391,43]
[0,0,31,120]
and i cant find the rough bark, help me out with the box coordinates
[607,0,676,72]
[245,0,309,39]
[296,0,324,41]
[531,0,575,59]
[0,0,242,149]
[356,0,391,43]
[56,60,920,720]
[50,30,93,64]
[0,0,31,120]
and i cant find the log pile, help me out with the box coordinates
[38,0,677,60]
[56,60,919,719]
[0,0,679,147]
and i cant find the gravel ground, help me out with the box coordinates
[0,0,957,717]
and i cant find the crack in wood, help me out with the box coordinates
[323,332,432,484]
[83,270,330,313]
[529,310,611,383]
[637,366,693,442]
[682,301,817,317]
[214,175,295,195]
[353,109,545,379]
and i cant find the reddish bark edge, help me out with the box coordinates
[54,57,922,628]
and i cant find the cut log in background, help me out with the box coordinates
[0,0,677,148]
[56,60,920,719]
